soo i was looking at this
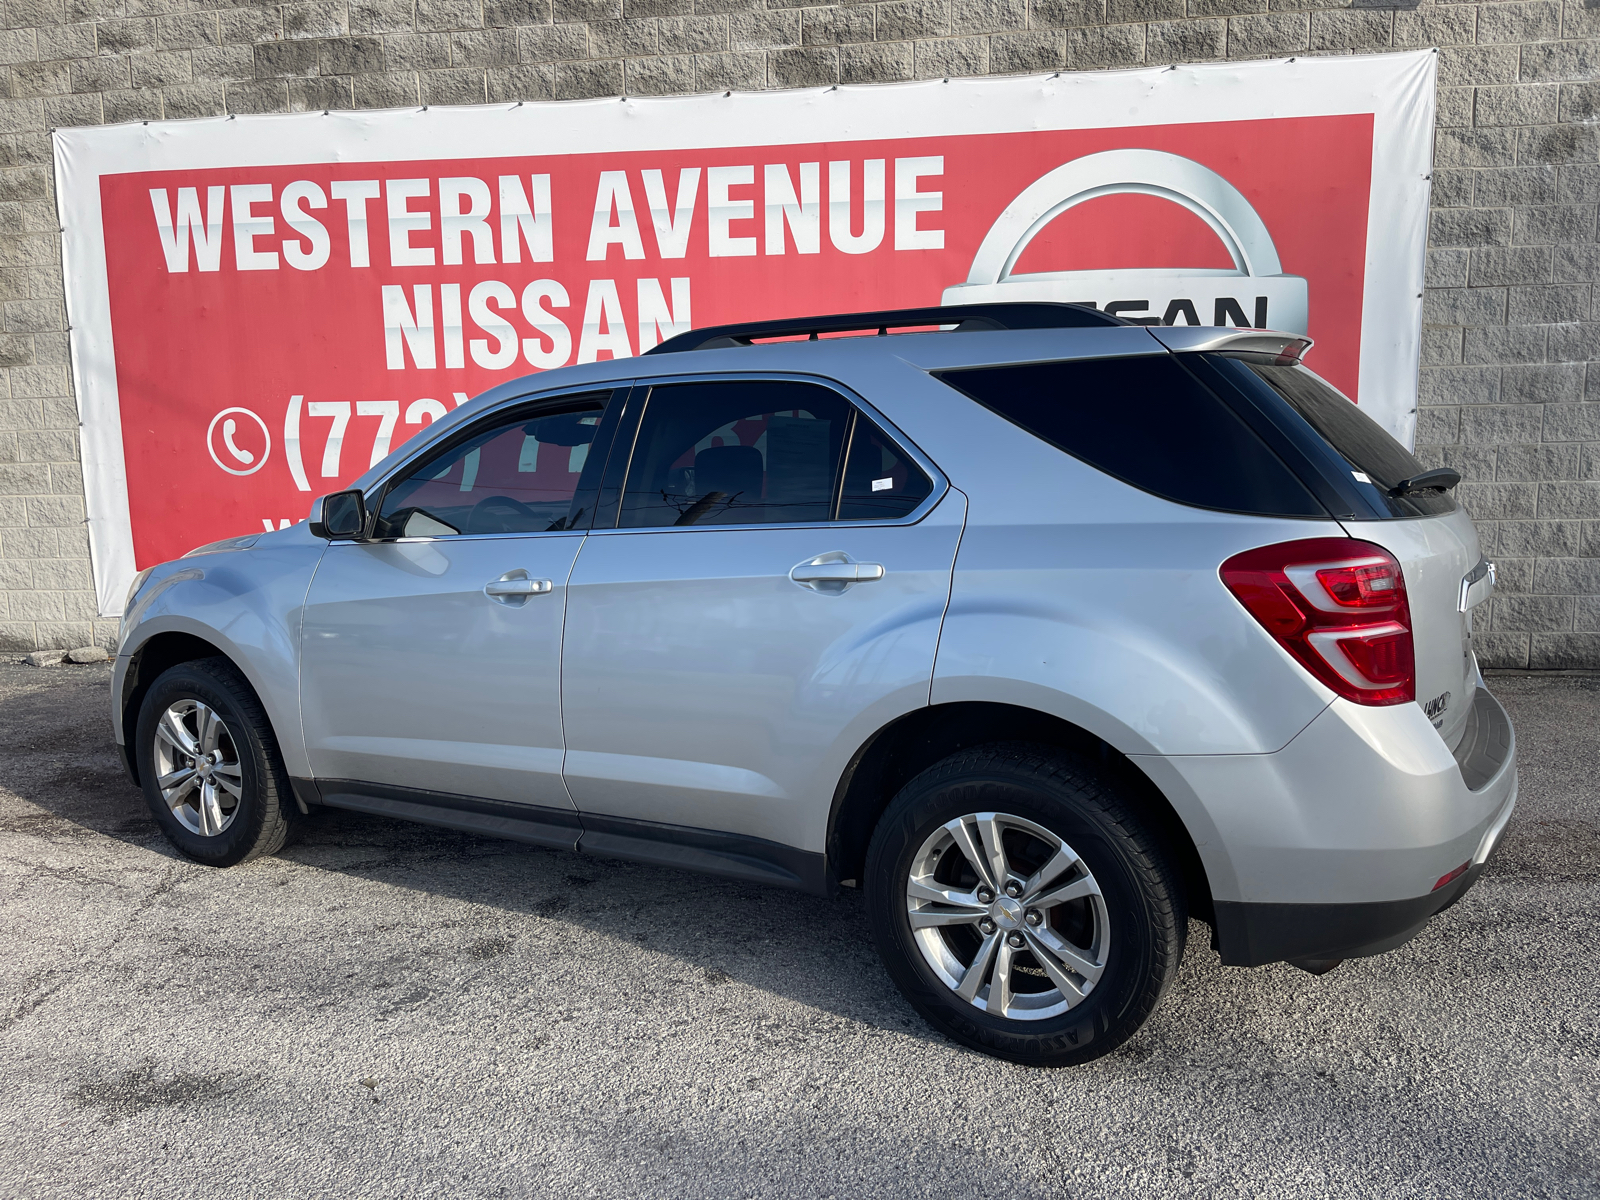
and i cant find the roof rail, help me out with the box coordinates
[643,302,1126,355]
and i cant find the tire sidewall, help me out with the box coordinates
[136,663,272,868]
[867,758,1168,1066]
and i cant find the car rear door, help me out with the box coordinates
[298,388,620,834]
[558,376,964,877]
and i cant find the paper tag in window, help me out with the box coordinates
[871,477,894,492]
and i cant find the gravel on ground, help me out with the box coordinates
[0,662,1595,1199]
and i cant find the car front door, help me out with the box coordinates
[299,388,620,839]
[559,376,964,879]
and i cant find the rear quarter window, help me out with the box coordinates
[936,355,1328,519]
[1227,360,1456,518]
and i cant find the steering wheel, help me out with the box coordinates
[467,494,541,534]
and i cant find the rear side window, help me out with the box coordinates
[618,380,851,528]
[1230,360,1455,517]
[938,355,1327,518]
[615,379,937,528]
[839,417,933,520]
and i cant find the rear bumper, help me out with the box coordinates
[1211,842,1504,967]
[1135,683,1517,967]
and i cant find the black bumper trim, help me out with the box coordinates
[1452,685,1514,792]
[309,778,582,851]
[117,737,139,787]
[1213,864,1485,967]
[577,812,826,894]
[297,777,827,895]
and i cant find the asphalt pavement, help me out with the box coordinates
[0,661,1595,1199]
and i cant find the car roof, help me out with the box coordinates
[471,324,1160,402]
[349,322,1308,494]
[467,322,1307,404]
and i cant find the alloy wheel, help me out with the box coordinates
[152,699,244,837]
[905,811,1110,1021]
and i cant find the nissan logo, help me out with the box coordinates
[943,148,1309,332]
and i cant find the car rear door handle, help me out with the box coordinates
[485,570,553,605]
[790,553,885,593]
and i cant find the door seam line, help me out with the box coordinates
[557,531,587,817]
[927,486,970,707]
[295,540,331,791]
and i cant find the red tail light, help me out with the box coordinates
[1219,538,1415,706]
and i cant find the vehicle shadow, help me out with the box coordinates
[0,663,944,1047]
[8,663,1590,1081]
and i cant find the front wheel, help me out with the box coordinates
[865,743,1186,1067]
[135,657,296,867]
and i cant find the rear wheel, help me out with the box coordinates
[135,657,295,867]
[865,743,1185,1066]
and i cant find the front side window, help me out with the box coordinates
[373,395,606,538]
[618,381,853,529]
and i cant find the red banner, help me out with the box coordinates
[55,55,1439,609]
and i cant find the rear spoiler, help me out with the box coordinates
[1148,327,1312,365]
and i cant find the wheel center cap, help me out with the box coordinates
[992,897,1023,929]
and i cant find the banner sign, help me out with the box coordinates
[56,51,1437,614]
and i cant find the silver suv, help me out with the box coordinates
[114,303,1517,1066]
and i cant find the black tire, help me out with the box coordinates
[865,743,1185,1067]
[135,656,296,868]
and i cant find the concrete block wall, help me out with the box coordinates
[0,0,1595,663]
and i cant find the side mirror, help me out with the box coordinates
[308,490,367,540]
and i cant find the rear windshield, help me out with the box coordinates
[1225,360,1455,517]
[936,355,1327,519]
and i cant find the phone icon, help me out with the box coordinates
[206,407,271,477]
[221,419,254,465]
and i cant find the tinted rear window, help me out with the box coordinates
[937,355,1327,518]
[1225,360,1455,518]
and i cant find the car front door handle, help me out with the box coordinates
[791,563,885,583]
[485,570,553,605]
[790,553,886,593]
